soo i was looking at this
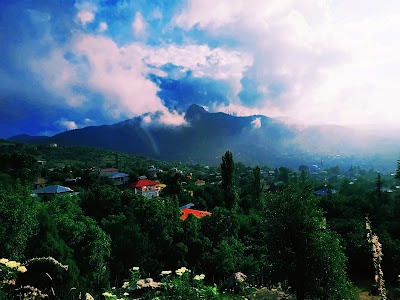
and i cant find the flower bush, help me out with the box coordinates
[0,258,27,289]
[0,256,69,299]
[102,266,220,300]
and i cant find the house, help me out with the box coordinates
[34,178,47,189]
[33,185,74,195]
[310,165,320,175]
[264,183,280,193]
[179,204,212,220]
[110,173,130,186]
[99,168,129,185]
[100,168,119,178]
[130,179,160,198]
[195,179,205,186]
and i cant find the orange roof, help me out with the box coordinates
[131,179,159,188]
[180,208,212,220]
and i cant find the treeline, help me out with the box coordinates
[1,147,400,299]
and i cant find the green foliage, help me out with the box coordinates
[0,186,38,260]
[160,172,183,196]
[44,195,111,294]
[262,185,356,300]
[221,151,239,210]
[3,142,400,299]
[0,152,39,184]
[103,267,221,300]
[24,206,80,297]
[210,237,245,279]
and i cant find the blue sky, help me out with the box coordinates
[1,0,400,138]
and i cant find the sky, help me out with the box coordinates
[1,0,400,138]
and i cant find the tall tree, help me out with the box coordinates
[252,166,263,210]
[376,172,383,202]
[220,151,239,210]
[263,186,355,300]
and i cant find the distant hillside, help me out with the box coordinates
[8,104,399,171]
[8,134,49,143]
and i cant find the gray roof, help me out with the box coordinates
[110,172,129,179]
[33,185,74,194]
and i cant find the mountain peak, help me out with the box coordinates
[185,104,208,122]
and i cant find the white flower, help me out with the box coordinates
[161,270,172,275]
[132,267,139,271]
[175,267,189,276]
[17,266,27,273]
[85,293,95,300]
[5,261,20,268]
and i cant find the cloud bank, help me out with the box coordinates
[1,0,400,138]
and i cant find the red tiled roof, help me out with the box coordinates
[101,168,118,172]
[180,208,212,220]
[131,179,159,188]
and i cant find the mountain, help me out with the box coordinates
[8,134,49,143]
[8,104,399,170]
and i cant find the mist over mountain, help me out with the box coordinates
[9,104,399,171]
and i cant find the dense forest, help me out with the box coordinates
[1,139,400,299]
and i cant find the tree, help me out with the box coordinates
[24,206,80,298]
[161,172,183,196]
[262,186,355,300]
[45,195,111,295]
[396,160,400,180]
[221,151,239,210]
[0,185,38,260]
[278,167,290,184]
[376,172,383,202]
[251,166,263,210]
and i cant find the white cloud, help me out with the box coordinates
[73,35,165,118]
[132,12,147,36]
[174,0,400,128]
[30,33,252,126]
[143,115,152,123]
[143,44,252,97]
[30,49,87,107]
[75,2,96,25]
[31,34,191,126]
[251,117,262,128]
[98,22,108,32]
[77,10,95,25]
[157,109,186,126]
[58,119,78,130]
